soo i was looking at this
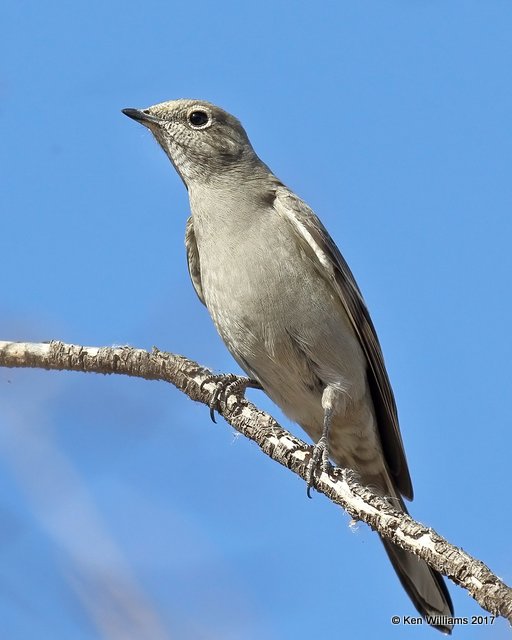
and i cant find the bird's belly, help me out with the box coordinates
[212,293,380,475]
[202,244,368,429]
[197,226,382,477]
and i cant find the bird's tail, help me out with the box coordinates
[381,535,454,634]
[375,478,454,634]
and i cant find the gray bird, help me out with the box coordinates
[123,99,454,632]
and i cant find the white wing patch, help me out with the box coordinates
[276,194,334,274]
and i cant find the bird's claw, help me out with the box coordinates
[200,374,262,422]
[306,435,330,498]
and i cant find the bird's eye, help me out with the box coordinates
[188,110,210,128]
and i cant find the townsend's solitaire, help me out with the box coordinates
[123,99,454,632]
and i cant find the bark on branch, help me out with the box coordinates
[0,339,511,624]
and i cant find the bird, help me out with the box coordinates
[122,99,454,632]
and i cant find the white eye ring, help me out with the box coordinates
[187,109,211,129]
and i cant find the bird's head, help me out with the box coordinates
[123,99,258,186]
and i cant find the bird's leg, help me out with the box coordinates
[200,373,262,423]
[306,386,339,497]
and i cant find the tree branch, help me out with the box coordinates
[0,339,511,624]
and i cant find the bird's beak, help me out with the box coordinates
[122,108,161,127]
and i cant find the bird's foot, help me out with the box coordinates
[306,435,330,498]
[200,373,262,423]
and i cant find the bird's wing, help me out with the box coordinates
[274,186,413,500]
[185,216,206,306]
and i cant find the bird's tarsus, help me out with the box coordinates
[306,435,331,498]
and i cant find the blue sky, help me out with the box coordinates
[1,1,511,638]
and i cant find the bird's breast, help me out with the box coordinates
[193,205,367,404]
